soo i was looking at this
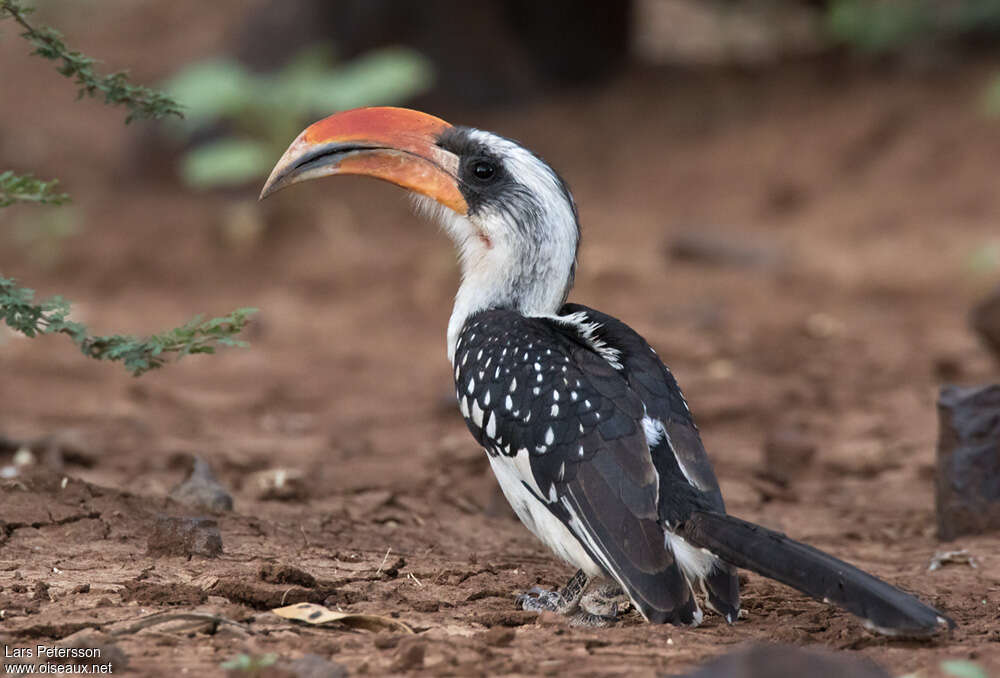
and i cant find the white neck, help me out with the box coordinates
[413,195,578,364]
[411,129,580,364]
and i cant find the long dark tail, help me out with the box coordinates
[678,511,954,636]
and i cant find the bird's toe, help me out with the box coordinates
[517,587,569,613]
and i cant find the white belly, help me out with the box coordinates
[487,450,602,576]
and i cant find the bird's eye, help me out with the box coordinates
[472,160,497,181]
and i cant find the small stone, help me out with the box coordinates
[936,384,1000,540]
[259,563,316,588]
[12,447,35,467]
[803,313,844,339]
[372,633,401,650]
[32,582,50,602]
[169,457,234,513]
[275,653,347,678]
[247,468,308,501]
[147,515,223,558]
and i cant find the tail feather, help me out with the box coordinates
[679,511,954,636]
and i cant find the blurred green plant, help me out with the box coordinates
[220,653,279,674]
[0,171,69,208]
[939,659,989,678]
[968,240,1000,275]
[11,205,78,268]
[984,74,1000,115]
[826,0,1000,53]
[163,46,434,189]
[0,1,255,374]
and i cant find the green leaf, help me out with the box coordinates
[162,59,254,126]
[305,47,434,112]
[0,0,183,122]
[940,660,988,678]
[984,74,1000,116]
[1,276,258,376]
[826,0,932,53]
[968,240,1000,274]
[0,170,70,208]
[220,653,278,671]
[181,139,273,189]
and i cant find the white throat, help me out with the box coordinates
[411,163,578,364]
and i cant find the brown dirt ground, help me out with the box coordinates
[2,3,1000,676]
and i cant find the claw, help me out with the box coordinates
[569,610,618,628]
[518,587,567,613]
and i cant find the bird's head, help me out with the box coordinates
[260,107,580,359]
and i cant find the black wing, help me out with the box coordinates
[560,303,725,519]
[560,303,741,620]
[454,309,696,623]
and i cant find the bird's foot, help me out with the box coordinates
[580,582,629,619]
[568,610,618,628]
[517,569,589,615]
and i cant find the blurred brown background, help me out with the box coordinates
[1,1,999,675]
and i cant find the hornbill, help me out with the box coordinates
[260,107,953,635]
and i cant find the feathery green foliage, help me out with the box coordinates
[0,0,183,123]
[0,277,257,376]
[0,3,257,374]
[826,0,1000,53]
[0,171,69,207]
[164,46,433,188]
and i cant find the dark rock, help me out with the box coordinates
[671,643,890,678]
[211,578,337,609]
[259,563,317,588]
[936,385,1000,540]
[120,580,208,606]
[32,582,50,602]
[169,457,234,513]
[971,286,1000,364]
[372,633,401,650]
[147,515,223,558]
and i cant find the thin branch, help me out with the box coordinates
[1,276,256,376]
[0,0,183,123]
[0,170,69,207]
